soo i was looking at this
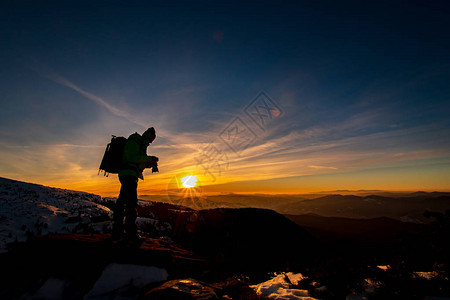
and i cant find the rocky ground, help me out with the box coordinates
[0,233,264,299]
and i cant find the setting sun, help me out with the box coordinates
[181,175,198,188]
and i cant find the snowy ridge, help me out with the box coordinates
[0,177,111,252]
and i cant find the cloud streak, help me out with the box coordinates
[26,58,148,128]
[25,57,216,152]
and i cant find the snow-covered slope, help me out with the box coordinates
[0,177,111,252]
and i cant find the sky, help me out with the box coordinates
[0,1,449,196]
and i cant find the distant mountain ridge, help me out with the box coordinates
[283,194,450,222]
[285,213,425,243]
[142,191,450,223]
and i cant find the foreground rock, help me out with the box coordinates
[0,234,210,299]
[145,278,264,300]
[139,205,318,274]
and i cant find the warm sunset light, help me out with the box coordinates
[181,175,198,188]
[1,1,449,197]
[1,3,449,299]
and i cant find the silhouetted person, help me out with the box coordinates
[112,127,159,241]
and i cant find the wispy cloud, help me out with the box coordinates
[309,165,338,170]
[26,58,148,128]
[24,57,213,150]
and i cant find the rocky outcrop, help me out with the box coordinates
[0,234,209,299]
[145,278,264,300]
[143,206,318,274]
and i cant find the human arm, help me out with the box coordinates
[123,140,158,168]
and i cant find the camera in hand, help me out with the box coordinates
[147,158,159,173]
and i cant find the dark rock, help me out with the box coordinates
[144,277,265,300]
[0,234,209,299]
[167,207,318,274]
[145,278,218,299]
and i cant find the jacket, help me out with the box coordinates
[118,132,156,180]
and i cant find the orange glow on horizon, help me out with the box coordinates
[7,160,450,198]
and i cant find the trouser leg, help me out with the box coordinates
[112,183,126,238]
[119,176,138,238]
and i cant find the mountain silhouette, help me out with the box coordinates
[142,191,450,223]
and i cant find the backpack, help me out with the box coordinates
[98,135,128,176]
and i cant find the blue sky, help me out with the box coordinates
[0,1,449,195]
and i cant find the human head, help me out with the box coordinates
[142,127,156,143]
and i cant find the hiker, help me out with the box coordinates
[112,127,159,241]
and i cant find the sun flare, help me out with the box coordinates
[181,175,198,188]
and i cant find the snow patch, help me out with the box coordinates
[84,263,168,299]
[377,265,389,271]
[136,217,172,234]
[413,271,441,280]
[251,272,317,300]
[23,277,67,300]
